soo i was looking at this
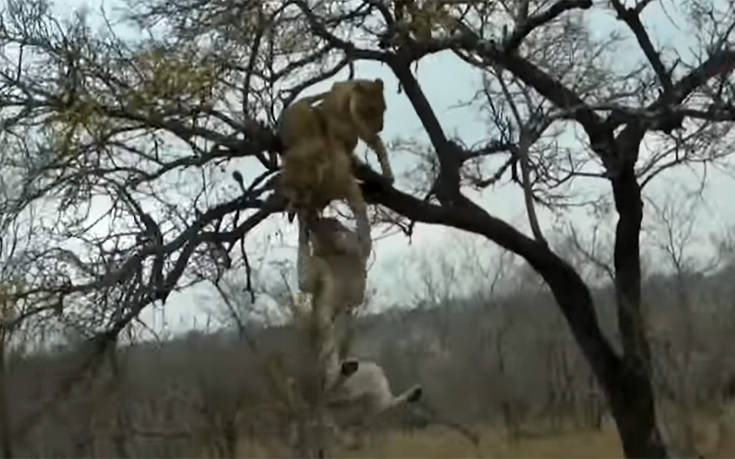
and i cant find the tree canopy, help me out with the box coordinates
[2,0,735,457]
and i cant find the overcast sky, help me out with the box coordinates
[50,0,735,334]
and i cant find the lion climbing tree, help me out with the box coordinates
[277,77,394,457]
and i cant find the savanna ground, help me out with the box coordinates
[239,419,735,458]
[340,426,623,458]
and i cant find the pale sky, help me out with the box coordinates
[44,0,735,335]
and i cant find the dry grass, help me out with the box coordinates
[334,425,624,458]
[235,425,625,458]
[236,418,735,458]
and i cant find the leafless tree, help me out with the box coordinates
[643,190,725,457]
[1,0,735,456]
[0,172,61,458]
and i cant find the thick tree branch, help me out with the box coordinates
[666,48,735,106]
[388,61,462,204]
[357,166,621,386]
[460,139,513,161]
[609,0,672,94]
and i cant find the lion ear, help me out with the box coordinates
[374,78,384,90]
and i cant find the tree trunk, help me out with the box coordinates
[607,364,667,458]
[108,349,131,459]
[540,252,666,457]
[0,334,13,459]
[607,150,667,458]
[612,169,651,370]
